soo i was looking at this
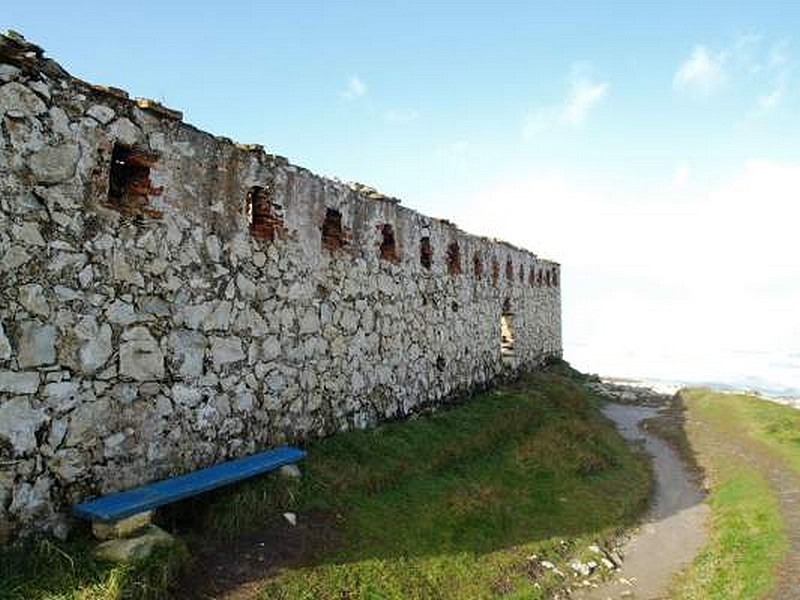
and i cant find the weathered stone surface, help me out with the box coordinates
[210,336,245,367]
[92,511,153,540]
[0,64,20,83]
[0,398,47,455]
[0,371,39,394]
[50,449,85,483]
[86,104,115,125]
[0,81,46,116]
[1,246,31,271]
[168,330,206,378]
[66,398,110,446]
[17,321,56,368]
[13,222,46,246]
[18,283,49,318]
[28,143,80,184]
[106,299,147,326]
[9,476,52,522]
[119,327,164,381]
[74,317,113,374]
[108,117,141,146]
[0,32,562,547]
[28,80,51,101]
[44,381,80,413]
[93,525,176,562]
[0,320,11,361]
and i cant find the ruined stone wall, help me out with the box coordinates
[0,32,561,543]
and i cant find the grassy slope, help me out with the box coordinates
[0,366,651,599]
[255,368,651,599]
[671,388,797,599]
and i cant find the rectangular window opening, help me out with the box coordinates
[107,144,160,213]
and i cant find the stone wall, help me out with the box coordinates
[0,32,561,544]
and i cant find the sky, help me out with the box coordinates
[6,1,800,395]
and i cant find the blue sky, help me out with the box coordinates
[6,1,800,393]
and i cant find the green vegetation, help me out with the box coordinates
[254,367,651,599]
[671,389,797,600]
[0,366,652,599]
[0,536,188,600]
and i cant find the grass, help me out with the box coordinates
[246,367,651,599]
[670,388,796,600]
[0,535,188,600]
[0,364,652,599]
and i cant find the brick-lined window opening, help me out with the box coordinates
[446,242,461,275]
[420,237,433,269]
[529,267,536,287]
[518,264,524,282]
[379,224,399,262]
[247,186,281,242]
[108,144,161,213]
[491,259,499,287]
[545,270,552,286]
[473,254,483,279]
[505,259,514,282]
[537,269,543,286]
[553,269,559,287]
[321,208,345,251]
[500,297,515,366]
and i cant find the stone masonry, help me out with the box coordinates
[0,32,561,544]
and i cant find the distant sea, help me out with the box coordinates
[567,341,800,400]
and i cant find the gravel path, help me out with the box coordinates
[576,402,709,600]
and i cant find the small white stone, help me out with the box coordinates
[282,512,297,526]
[279,464,302,479]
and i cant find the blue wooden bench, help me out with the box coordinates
[74,446,306,523]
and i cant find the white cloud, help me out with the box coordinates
[672,165,691,189]
[673,46,726,97]
[455,160,800,393]
[563,79,610,126]
[522,66,609,139]
[383,109,418,124]
[340,75,368,100]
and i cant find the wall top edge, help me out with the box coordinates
[0,30,559,266]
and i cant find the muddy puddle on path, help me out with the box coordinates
[576,404,709,600]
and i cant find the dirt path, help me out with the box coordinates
[576,403,710,600]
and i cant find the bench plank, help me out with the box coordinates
[73,446,306,523]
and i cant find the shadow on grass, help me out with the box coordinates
[168,368,673,599]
